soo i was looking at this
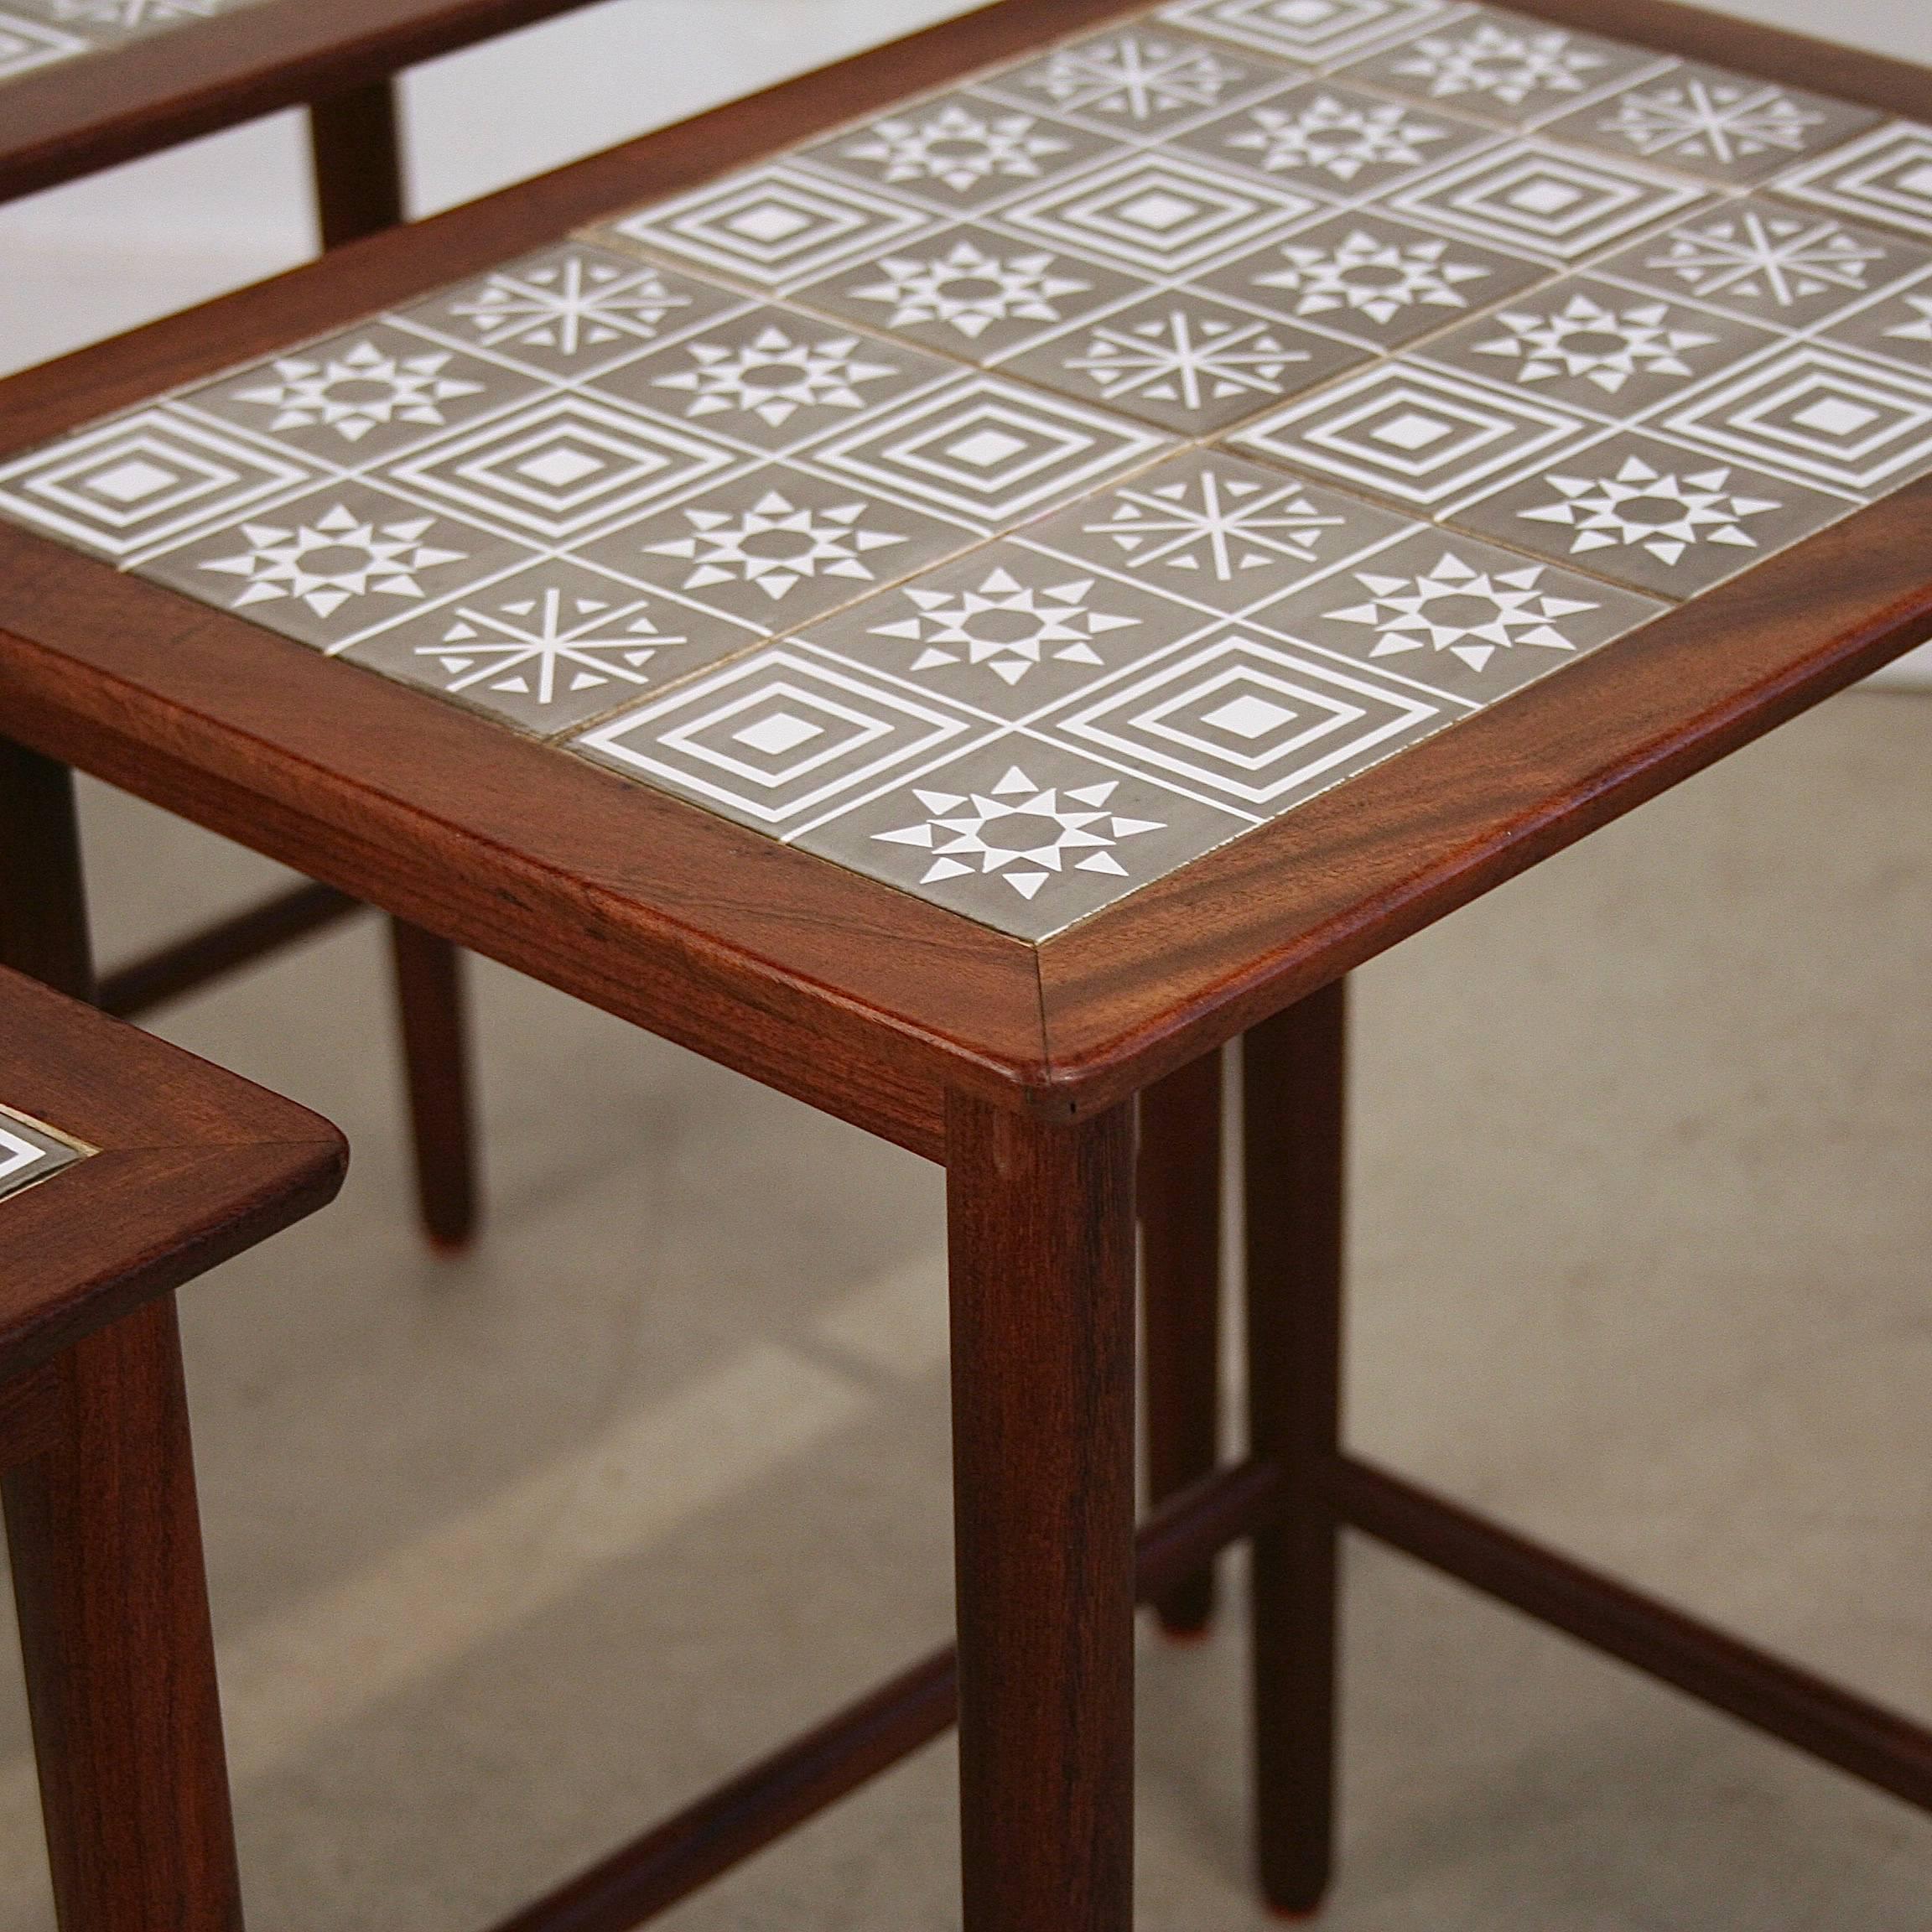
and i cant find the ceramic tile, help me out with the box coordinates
[1816,270,1932,377]
[1595,197,1932,330]
[1540,62,1883,189]
[1035,621,1457,813]
[1228,356,1592,508]
[177,321,547,470]
[1339,9,1670,128]
[1382,140,1714,263]
[0,10,84,77]
[1175,77,1499,199]
[572,462,977,632]
[589,164,941,293]
[1159,0,1462,70]
[584,306,961,456]
[337,558,759,737]
[997,148,1322,275]
[1260,524,1665,702]
[1772,122,1932,245]
[1018,447,1420,613]
[801,374,1173,528]
[793,91,1121,216]
[1654,340,1932,496]
[366,392,750,545]
[572,645,992,832]
[1194,207,1550,350]
[0,1107,83,1207]
[996,288,1372,435]
[1408,273,1782,421]
[394,245,745,380]
[0,405,322,561]
[796,538,1218,721]
[979,23,1300,138]
[790,225,1149,365]
[137,480,538,652]
[1446,426,1856,597]
[789,735,1251,940]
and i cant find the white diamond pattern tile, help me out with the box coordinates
[0,0,1919,941]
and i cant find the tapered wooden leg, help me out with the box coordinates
[1140,1050,1223,1637]
[947,1091,1137,1932]
[1244,980,1347,1919]
[388,919,480,1251]
[309,76,404,248]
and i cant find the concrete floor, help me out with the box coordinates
[0,683,1919,1927]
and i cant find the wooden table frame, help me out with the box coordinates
[0,957,345,1929]
[3,0,1931,1924]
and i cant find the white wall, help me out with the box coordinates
[1,0,1928,684]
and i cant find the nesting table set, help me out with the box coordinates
[4,0,1932,1925]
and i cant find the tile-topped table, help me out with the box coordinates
[3,0,1931,1925]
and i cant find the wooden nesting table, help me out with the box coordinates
[4,0,1932,1923]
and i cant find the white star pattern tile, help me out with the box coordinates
[1160,0,1461,68]
[0,1108,85,1207]
[1774,122,1932,245]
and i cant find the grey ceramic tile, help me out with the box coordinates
[1409,273,1783,421]
[793,91,1122,216]
[801,374,1174,530]
[337,558,760,736]
[1540,62,1883,189]
[1175,76,1499,200]
[0,9,85,78]
[797,539,1218,721]
[1654,340,1932,497]
[1817,270,1932,377]
[0,1107,83,1207]
[1772,121,1932,246]
[996,148,1323,276]
[978,23,1301,138]
[588,164,941,293]
[394,245,745,379]
[996,288,1372,435]
[790,224,1149,366]
[0,404,322,562]
[137,480,538,652]
[1259,524,1666,701]
[1339,9,1670,128]
[1017,447,1420,613]
[177,321,547,470]
[790,735,1251,940]
[571,644,993,833]
[1228,356,1593,509]
[1193,208,1551,351]
[583,305,960,456]
[1446,426,1857,598]
[573,462,977,632]
[1034,620,1460,814]
[1595,198,1932,331]
[1380,139,1715,263]
[1157,0,1461,70]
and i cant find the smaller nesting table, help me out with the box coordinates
[0,961,345,1930]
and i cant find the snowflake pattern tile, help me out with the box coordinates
[340,559,757,736]
[800,539,1216,722]
[1342,12,1668,128]
[984,26,1288,135]
[1160,0,1458,68]
[1018,449,1418,613]
[998,290,1370,434]
[0,1108,84,1208]
[1446,428,1855,596]
[1774,123,1932,245]
[1177,80,1498,198]
[1599,200,1931,330]
[792,738,1249,940]
[792,226,1148,365]
[1262,527,1665,702]
[1195,210,1550,350]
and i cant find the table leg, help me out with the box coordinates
[1140,1051,1223,1638]
[947,1091,1137,1932]
[309,76,405,248]
[389,921,480,1251]
[1244,980,1347,1918]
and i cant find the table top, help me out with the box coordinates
[0,967,345,1378]
[2,0,1929,1155]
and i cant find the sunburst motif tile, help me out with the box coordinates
[2,0,1920,937]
